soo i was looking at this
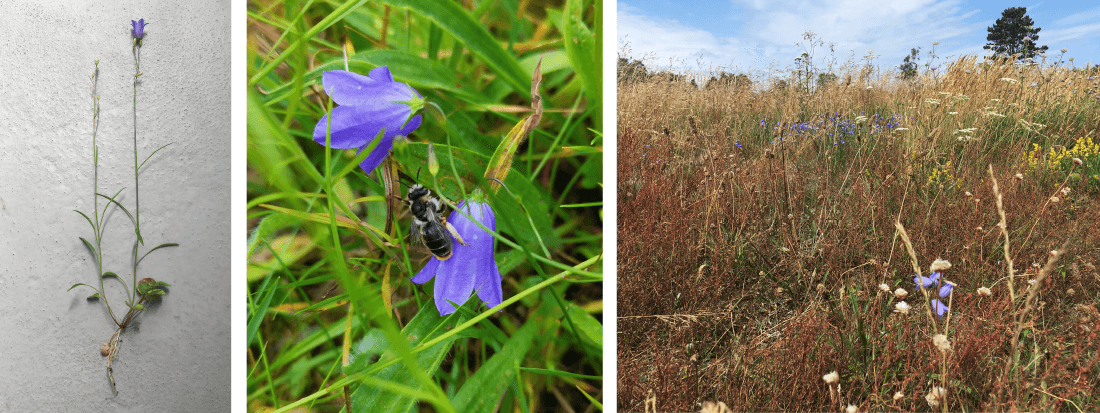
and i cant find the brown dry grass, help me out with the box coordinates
[617,55,1100,412]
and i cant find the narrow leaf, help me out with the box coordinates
[137,243,180,265]
[78,237,98,258]
[68,283,94,292]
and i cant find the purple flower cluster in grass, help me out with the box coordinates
[411,200,503,316]
[747,112,906,149]
[312,66,424,175]
[914,271,954,318]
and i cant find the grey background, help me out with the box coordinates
[0,0,230,410]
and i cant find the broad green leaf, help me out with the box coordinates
[246,212,300,259]
[348,299,474,412]
[87,293,100,300]
[560,0,600,121]
[247,233,313,282]
[565,302,603,348]
[133,303,145,310]
[451,308,539,412]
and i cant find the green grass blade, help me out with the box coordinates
[560,0,600,121]
[376,0,530,94]
[247,276,280,347]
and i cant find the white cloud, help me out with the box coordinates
[618,4,751,73]
[1041,7,1100,45]
[619,0,989,75]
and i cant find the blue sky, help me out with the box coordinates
[617,0,1100,76]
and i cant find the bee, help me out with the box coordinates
[402,184,468,260]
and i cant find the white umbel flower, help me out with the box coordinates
[929,258,952,272]
[823,371,839,385]
[932,334,952,352]
[895,301,911,314]
[925,387,946,408]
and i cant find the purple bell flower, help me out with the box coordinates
[931,299,949,318]
[913,272,941,288]
[131,19,147,39]
[313,67,424,174]
[411,200,503,316]
[938,282,954,298]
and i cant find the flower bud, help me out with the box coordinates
[426,143,439,177]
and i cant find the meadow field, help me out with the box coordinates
[617,53,1100,412]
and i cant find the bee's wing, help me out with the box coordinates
[409,219,424,246]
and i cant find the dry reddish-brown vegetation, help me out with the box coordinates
[617,55,1100,412]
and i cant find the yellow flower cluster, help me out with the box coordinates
[926,160,961,187]
[1024,137,1100,173]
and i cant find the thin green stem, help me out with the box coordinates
[133,43,142,246]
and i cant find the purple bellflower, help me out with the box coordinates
[131,19,147,39]
[913,272,941,288]
[938,282,954,298]
[313,67,425,175]
[931,299,949,318]
[411,199,503,316]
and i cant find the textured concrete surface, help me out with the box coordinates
[0,0,230,410]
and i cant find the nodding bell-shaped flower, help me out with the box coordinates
[411,199,503,316]
[313,66,424,175]
[931,299,949,318]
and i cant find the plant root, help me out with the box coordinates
[104,327,123,395]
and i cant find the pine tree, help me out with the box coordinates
[984,7,1048,61]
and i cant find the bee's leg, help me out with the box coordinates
[441,218,470,246]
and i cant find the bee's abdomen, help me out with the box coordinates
[420,221,453,260]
